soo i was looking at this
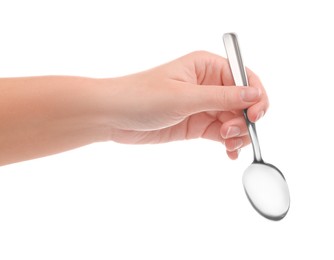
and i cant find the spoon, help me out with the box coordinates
[223,33,290,221]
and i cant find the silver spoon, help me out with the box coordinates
[223,33,290,221]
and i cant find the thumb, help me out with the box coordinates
[180,84,262,114]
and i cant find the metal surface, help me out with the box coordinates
[223,33,290,221]
[223,33,262,163]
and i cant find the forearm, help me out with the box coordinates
[0,76,109,166]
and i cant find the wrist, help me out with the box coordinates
[91,77,126,142]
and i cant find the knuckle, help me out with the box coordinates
[191,50,212,57]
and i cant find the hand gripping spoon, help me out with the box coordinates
[223,33,290,220]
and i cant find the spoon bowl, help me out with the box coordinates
[243,163,290,220]
[223,33,290,220]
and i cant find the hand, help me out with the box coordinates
[100,51,269,160]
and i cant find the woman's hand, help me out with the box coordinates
[100,51,269,160]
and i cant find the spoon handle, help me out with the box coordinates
[223,33,263,163]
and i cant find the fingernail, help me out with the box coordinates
[235,139,243,150]
[227,138,243,151]
[226,126,241,138]
[241,87,261,102]
[255,111,265,121]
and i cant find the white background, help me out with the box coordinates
[0,0,333,259]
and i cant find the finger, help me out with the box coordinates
[247,68,265,92]
[180,51,232,86]
[247,100,269,122]
[220,116,248,139]
[212,111,236,122]
[198,112,246,142]
[246,68,269,122]
[180,83,262,114]
[224,136,251,152]
[226,149,241,160]
[200,120,224,142]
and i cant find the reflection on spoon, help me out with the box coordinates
[243,163,290,220]
[223,33,290,221]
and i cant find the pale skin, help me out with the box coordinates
[0,51,269,166]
